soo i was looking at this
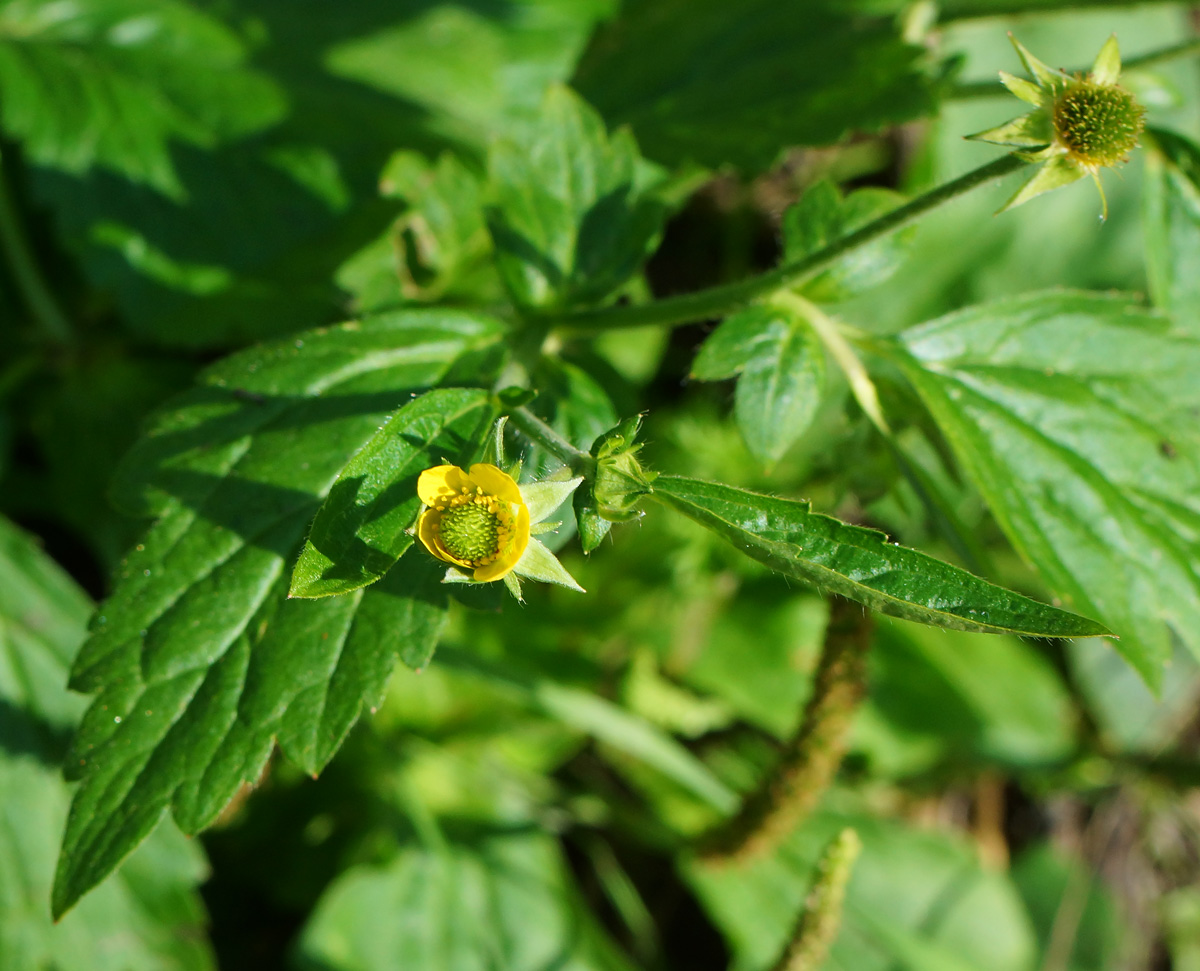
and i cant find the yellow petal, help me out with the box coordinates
[474,502,531,581]
[418,465,470,505]
[468,463,523,505]
[416,508,444,559]
[417,506,474,569]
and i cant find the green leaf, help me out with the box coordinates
[290,388,497,598]
[29,0,611,347]
[437,647,738,814]
[53,310,504,918]
[0,516,92,737]
[650,475,1109,638]
[0,0,284,194]
[0,516,214,971]
[684,808,1037,971]
[297,829,635,971]
[782,181,916,302]
[573,0,943,173]
[486,84,666,311]
[1144,127,1200,335]
[893,290,1200,686]
[858,617,1076,777]
[338,150,499,312]
[694,304,827,467]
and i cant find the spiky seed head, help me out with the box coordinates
[1053,81,1145,168]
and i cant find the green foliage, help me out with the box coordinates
[651,475,1109,638]
[0,0,284,194]
[1144,126,1200,331]
[573,0,944,172]
[0,517,213,970]
[2,2,1198,967]
[692,304,827,467]
[297,829,635,971]
[486,84,666,311]
[891,290,1200,687]
[291,388,497,597]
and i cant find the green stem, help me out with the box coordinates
[952,36,1200,101]
[508,406,596,474]
[939,0,1188,21]
[552,154,1028,335]
[0,150,71,344]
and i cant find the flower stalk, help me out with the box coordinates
[698,596,873,864]
[770,828,862,971]
[551,154,1028,336]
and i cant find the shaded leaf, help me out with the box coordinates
[290,388,497,598]
[573,0,943,173]
[486,84,666,311]
[53,310,505,917]
[893,290,1200,686]
[651,475,1110,638]
[0,0,283,194]
[297,828,635,971]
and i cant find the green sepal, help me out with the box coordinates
[513,537,585,592]
[1091,34,1122,87]
[967,112,1052,149]
[999,70,1044,106]
[1000,155,1087,213]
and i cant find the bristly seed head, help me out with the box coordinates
[1053,81,1145,168]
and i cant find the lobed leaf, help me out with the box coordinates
[0,0,284,194]
[1144,127,1200,335]
[693,304,827,467]
[651,475,1110,639]
[893,290,1200,687]
[53,310,506,917]
[486,84,666,311]
[573,0,943,173]
[0,516,214,970]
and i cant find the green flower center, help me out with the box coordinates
[436,499,505,563]
[1053,81,1144,167]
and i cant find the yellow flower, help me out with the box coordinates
[416,462,584,595]
[969,34,1146,219]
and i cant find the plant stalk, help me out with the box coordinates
[552,154,1028,335]
[770,828,862,971]
[508,406,596,474]
[697,596,872,864]
[952,36,1200,100]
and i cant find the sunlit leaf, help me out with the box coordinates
[651,475,1110,638]
[893,290,1200,686]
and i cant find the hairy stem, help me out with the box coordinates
[952,36,1200,100]
[508,406,596,474]
[0,150,71,345]
[698,597,872,864]
[770,828,862,971]
[552,154,1027,336]
[939,0,1189,20]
